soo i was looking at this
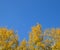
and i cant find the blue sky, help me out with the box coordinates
[0,0,60,41]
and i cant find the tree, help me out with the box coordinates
[28,24,45,50]
[0,24,60,50]
[0,28,18,50]
[43,28,60,50]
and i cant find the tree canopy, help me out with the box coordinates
[0,24,60,50]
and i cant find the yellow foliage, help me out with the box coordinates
[52,42,60,50]
[0,28,18,50]
[0,24,60,50]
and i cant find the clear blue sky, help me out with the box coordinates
[0,0,60,41]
